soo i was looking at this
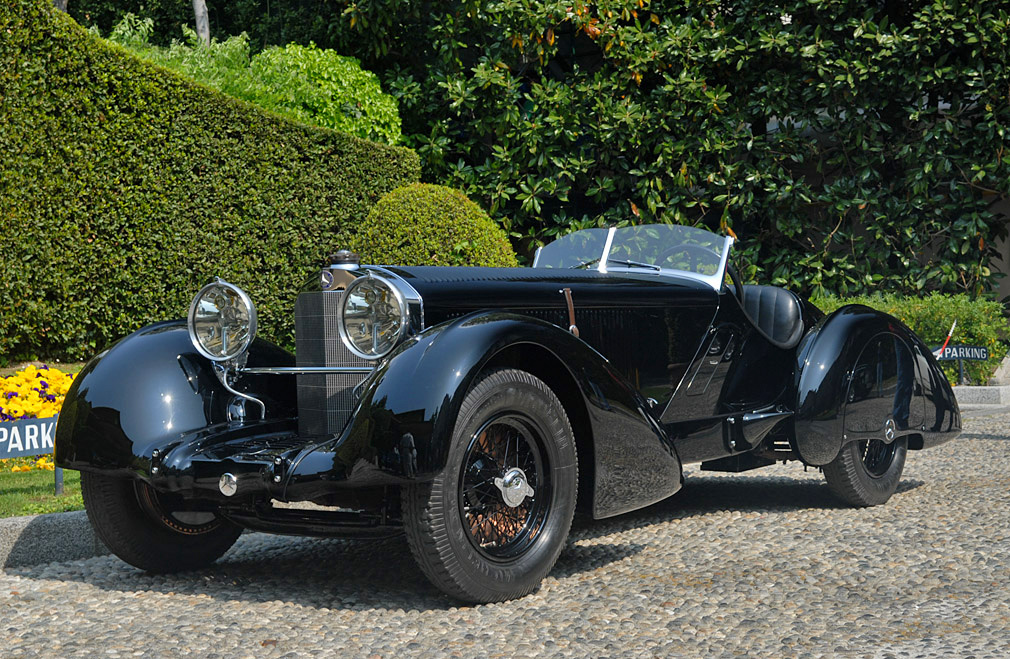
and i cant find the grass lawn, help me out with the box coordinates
[0,469,83,518]
[0,361,88,378]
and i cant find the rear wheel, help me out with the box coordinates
[81,471,242,572]
[822,436,907,507]
[402,368,578,602]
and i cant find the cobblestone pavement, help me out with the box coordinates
[3,412,1009,659]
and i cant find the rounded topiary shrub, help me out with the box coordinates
[350,183,518,267]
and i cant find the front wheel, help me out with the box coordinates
[81,471,242,572]
[822,436,907,507]
[402,369,578,603]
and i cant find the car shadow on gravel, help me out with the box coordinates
[958,431,1010,441]
[9,530,644,611]
[569,474,925,541]
[9,475,920,610]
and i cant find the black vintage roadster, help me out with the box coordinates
[55,224,960,602]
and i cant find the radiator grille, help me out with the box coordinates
[295,291,372,437]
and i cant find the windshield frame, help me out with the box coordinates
[532,225,734,292]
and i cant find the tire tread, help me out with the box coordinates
[402,368,578,602]
[82,471,241,573]
[822,437,907,507]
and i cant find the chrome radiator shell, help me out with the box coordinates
[294,290,371,437]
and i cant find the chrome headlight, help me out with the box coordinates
[187,279,257,362]
[338,273,407,360]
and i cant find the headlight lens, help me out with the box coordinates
[187,280,257,362]
[338,274,407,360]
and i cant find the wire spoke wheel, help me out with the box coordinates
[859,439,898,478]
[459,415,550,560]
[134,481,221,535]
[402,368,578,602]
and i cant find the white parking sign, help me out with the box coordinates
[0,416,58,459]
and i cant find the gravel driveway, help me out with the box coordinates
[2,411,1008,658]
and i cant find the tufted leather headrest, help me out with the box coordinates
[740,285,805,350]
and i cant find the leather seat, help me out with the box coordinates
[740,285,805,350]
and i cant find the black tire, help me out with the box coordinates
[81,471,242,572]
[822,436,907,507]
[402,368,578,603]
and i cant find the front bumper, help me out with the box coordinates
[105,418,418,504]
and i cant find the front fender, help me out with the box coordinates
[54,320,296,476]
[793,305,960,465]
[284,311,682,517]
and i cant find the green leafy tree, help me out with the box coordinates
[108,15,401,144]
[342,0,1010,298]
[67,0,1010,298]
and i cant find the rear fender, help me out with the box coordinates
[284,311,682,518]
[793,305,960,465]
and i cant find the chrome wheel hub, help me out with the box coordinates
[494,467,535,508]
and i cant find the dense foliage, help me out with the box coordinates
[70,0,193,45]
[0,0,419,362]
[72,0,1010,297]
[107,14,401,144]
[69,0,331,51]
[813,293,1008,384]
[350,184,519,267]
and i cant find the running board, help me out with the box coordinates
[700,453,776,473]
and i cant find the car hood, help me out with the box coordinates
[382,265,718,319]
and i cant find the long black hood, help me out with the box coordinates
[382,266,718,325]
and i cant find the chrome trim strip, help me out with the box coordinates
[709,234,735,293]
[240,366,375,375]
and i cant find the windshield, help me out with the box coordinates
[533,224,733,291]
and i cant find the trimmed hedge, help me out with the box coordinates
[349,184,519,267]
[0,0,420,361]
[813,293,1008,385]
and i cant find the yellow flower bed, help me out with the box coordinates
[1,365,76,473]
[6,455,56,473]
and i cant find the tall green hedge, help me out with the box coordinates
[0,0,420,362]
[76,0,1010,298]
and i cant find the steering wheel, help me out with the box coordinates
[656,243,722,272]
[657,244,744,301]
